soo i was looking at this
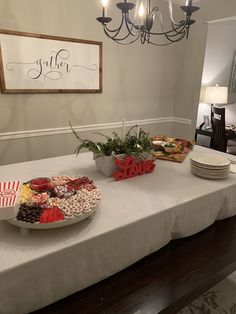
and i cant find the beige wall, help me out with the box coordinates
[1,0,235,165]
[0,0,185,165]
[172,0,236,138]
[197,20,236,128]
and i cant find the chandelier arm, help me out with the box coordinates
[148,28,187,45]
[126,14,142,32]
[124,7,187,36]
[103,27,120,40]
[157,16,188,42]
[147,27,186,44]
[147,23,186,37]
[163,30,187,43]
[170,23,186,35]
[140,32,146,45]
[124,13,138,36]
[163,23,187,37]
[147,40,173,46]
[103,26,123,40]
[104,13,125,34]
[170,18,188,35]
[96,0,199,45]
[164,19,192,39]
[125,16,151,33]
[158,9,180,35]
[103,26,124,40]
[168,0,187,26]
[166,28,186,37]
[111,33,141,45]
[149,10,187,37]
[127,20,184,36]
[161,22,188,41]
[103,15,132,41]
[103,13,137,41]
[104,23,138,42]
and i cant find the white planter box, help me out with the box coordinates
[94,155,118,177]
[94,152,154,177]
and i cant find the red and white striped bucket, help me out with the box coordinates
[0,181,21,220]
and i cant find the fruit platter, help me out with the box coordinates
[6,176,101,232]
[152,135,194,163]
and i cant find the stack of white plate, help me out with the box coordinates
[190,152,230,179]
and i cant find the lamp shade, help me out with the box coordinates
[202,86,228,104]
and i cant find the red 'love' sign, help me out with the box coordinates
[114,156,156,180]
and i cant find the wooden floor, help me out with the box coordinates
[33,216,236,314]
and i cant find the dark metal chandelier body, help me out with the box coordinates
[97,0,200,45]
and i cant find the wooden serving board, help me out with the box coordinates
[152,136,194,163]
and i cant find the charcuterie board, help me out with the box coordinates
[3,176,101,234]
[152,135,194,163]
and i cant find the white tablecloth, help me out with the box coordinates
[1,146,236,314]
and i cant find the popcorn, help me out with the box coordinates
[20,183,33,204]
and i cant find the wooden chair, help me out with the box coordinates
[211,106,236,154]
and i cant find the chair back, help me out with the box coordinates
[211,106,227,152]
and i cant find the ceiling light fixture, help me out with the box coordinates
[97,0,200,46]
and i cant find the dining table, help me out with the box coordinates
[1,145,236,314]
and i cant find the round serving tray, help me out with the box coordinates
[7,203,98,233]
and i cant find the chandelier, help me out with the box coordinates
[97,0,200,46]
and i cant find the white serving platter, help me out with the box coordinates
[7,203,99,235]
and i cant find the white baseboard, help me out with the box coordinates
[0,117,191,141]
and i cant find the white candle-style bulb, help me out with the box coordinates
[122,119,126,141]
[101,0,108,7]
[101,0,108,17]
[138,3,145,17]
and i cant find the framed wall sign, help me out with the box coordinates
[0,29,102,93]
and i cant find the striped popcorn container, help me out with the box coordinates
[0,181,21,220]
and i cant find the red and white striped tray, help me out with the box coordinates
[0,181,21,219]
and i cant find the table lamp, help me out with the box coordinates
[202,85,228,106]
[199,85,228,129]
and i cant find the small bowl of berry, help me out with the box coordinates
[29,177,53,192]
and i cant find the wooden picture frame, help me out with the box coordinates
[0,29,102,94]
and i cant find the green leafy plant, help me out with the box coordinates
[69,121,152,160]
